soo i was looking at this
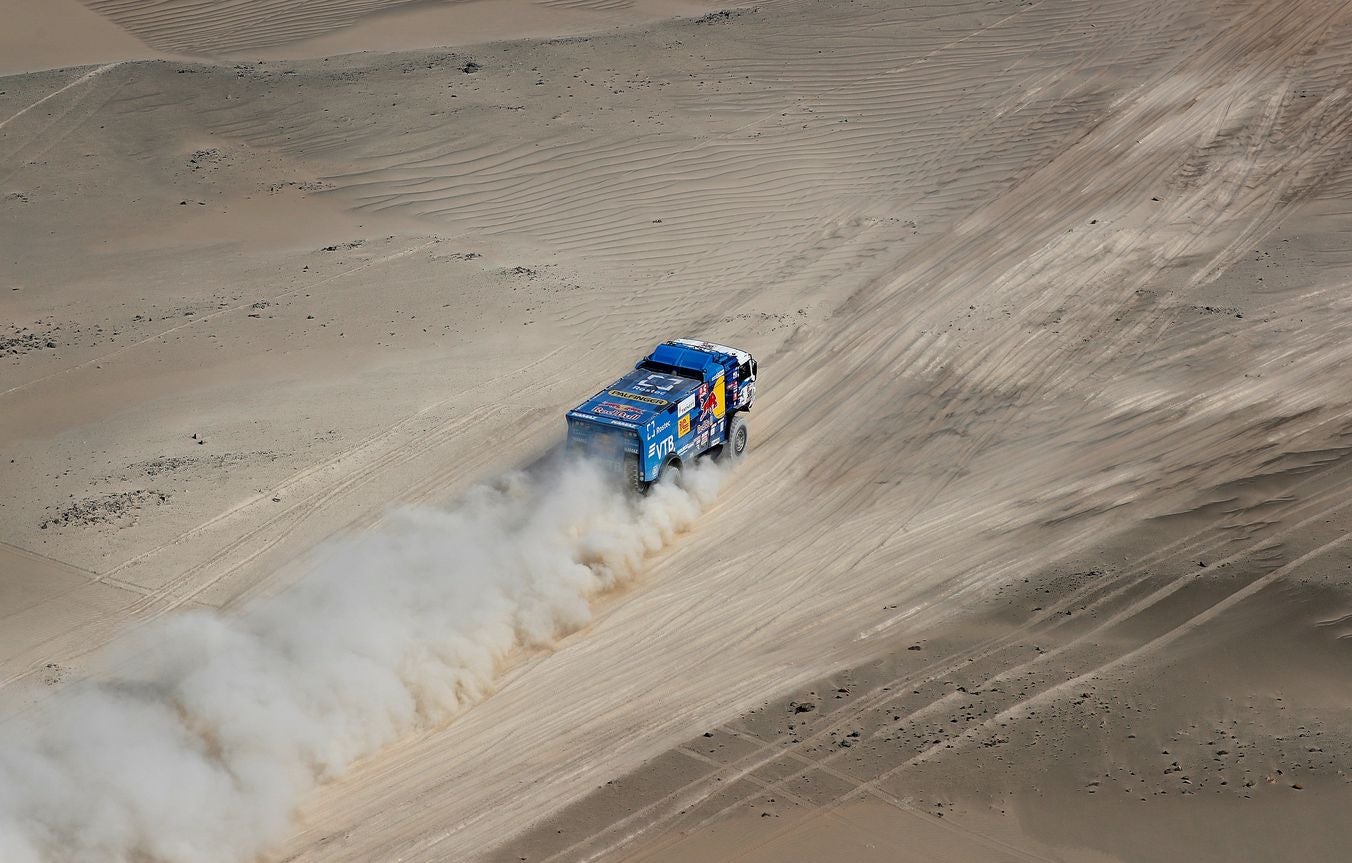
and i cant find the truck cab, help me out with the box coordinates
[566,339,757,492]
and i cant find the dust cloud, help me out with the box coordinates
[0,458,727,863]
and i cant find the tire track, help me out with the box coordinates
[0,63,121,132]
[0,64,130,187]
[556,427,1352,862]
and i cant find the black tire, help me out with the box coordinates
[719,415,748,462]
[656,457,683,489]
[624,453,649,495]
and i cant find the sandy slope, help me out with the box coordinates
[0,0,159,76]
[76,0,724,61]
[4,0,1352,860]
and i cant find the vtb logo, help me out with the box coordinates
[647,437,676,460]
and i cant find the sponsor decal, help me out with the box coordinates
[645,417,673,439]
[696,431,709,451]
[700,376,726,416]
[609,388,667,406]
[647,436,676,461]
[678,414,691,436]
[678,394,696,415]
[634,373,684,394]
[591,401,644,422]
[739,380,755,406]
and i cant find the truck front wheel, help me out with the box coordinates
[719,415,748,462]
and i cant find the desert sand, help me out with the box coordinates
[4,0,1352,860]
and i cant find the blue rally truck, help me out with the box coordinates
[566,339,758,492]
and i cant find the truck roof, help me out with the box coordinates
[668,338,753,366]
[568,367,701,428]
[644,343,723,379]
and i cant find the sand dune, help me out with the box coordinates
[4,0,1352,860]
[0,0,157,76]
[77,0,725,59]
[83,0,488,54]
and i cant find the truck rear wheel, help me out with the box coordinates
[650,457,683,491]
[718,415,748,462]
[625,453,648,495]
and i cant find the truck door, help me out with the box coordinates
[697,371,727,446]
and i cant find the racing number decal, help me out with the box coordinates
[678,414,691,436]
